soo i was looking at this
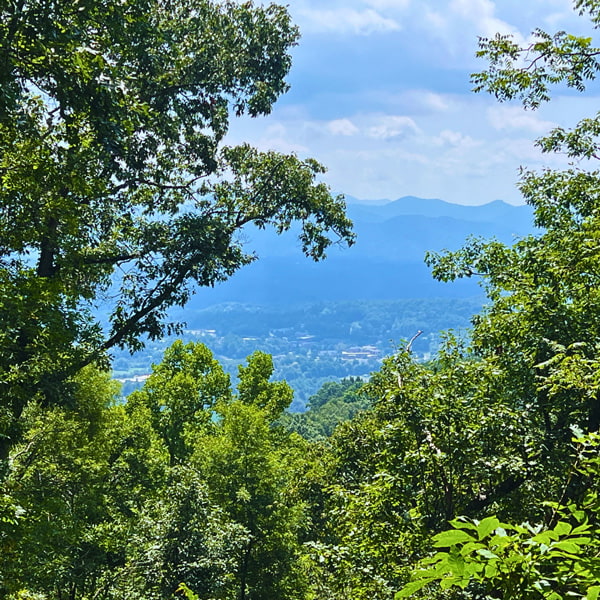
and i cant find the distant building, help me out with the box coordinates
[115,373,150,383]
[341,346,381,360]
[184,328,217,336]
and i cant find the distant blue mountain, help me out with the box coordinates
[188,196,537,308]
[345,195,533,227]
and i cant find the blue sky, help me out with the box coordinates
[226,0,600,205]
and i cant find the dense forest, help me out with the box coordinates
[1,1,600,599]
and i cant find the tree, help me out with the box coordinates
[398,432,600,600]
[424,0,600,504]
[301,339,539,600]
[127,340,231,464]
[112,467,249,600]
[279,377,370,440]
[118,343,310,599]
[0,0,354,461]
[1,358,261,600]
[0,367,170,599]
[297,3,600,578]
[192,351,308,600]
[389,2,600,597]
[302,0,600,568]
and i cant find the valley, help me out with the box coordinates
[112,196,536,409]
[112,297,484,409]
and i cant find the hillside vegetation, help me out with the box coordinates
[113,297,483,409]
[2,1,600,600]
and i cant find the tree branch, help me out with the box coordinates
[81,253,140,266]
[405,330,423,353]
[464,474,526,514]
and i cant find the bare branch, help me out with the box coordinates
[405,330,423,353]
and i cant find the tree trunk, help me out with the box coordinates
[238,539,254,600]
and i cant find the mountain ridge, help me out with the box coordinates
[344,195,532,226]
[188,195,537,308]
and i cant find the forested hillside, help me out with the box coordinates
[2,1,600,600]
[114,298,484,409]
[183,196,535,307]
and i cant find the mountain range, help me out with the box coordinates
[187,196,536,308]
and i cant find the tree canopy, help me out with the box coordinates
[4,1,600,600]
[0,0,354,459]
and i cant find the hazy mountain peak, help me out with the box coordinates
[344,194,532,225]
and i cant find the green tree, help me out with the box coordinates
[236,351,294,422]
[1,358,260,600]
[425,0,600,501]
[1,367,169,599]
[192,352,308,600]
[111,467,249,600]
[302,339,537,600]
[117,343,310,599]
[398,432,600,600]
[279,377,370,441]
[297,4,600,597]
[127,340,231,464]
[390,2,600,597]
[0,0,354,462]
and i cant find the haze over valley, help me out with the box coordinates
[114,195,536,408]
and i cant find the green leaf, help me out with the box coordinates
[477,516,500,540]
[449,517,477,530]
[484,563,499,578]
[587,586,600,600]
[440,576,462,590]
[571,523,591,535]
[476,548,499,559]
[395,579,432,598]
[532,532,553,545]
[551,541,581,554]
[422,551,450,565]
[553,521,572,536]
[461,541,485,556]
[433,530,475,547]
[447,553,466,576]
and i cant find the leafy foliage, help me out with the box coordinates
[0,0,354,462]
[6,2,600,599]
[398,433,600,600]
[1,344,313,600]
[280,377,370,440]
[127,340,231,463]
[112,467,248,600]
[1,367,168,598]
[190,352,308,600]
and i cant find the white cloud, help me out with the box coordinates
[450,0,524,41]
[488,106,557,134]
[365,0,411,9]
[433,129,480,149]
[264,123,287,138]
[497,136,569,166]
[402,90,450,113]
[225,2,594,205]
[255,135,309,154]
[250,123,310,153]
[420,92,450,113]
[419,0,527,64]
[543,11,571,29]
[367,115,420,139]
[327,118,360,136]
[297,7,401,35]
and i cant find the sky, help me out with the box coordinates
[226,0,600,205]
